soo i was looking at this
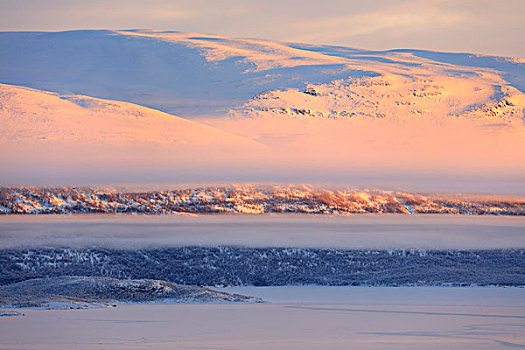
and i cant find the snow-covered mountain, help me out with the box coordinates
[1,30,523,120]
[0,30,524,189]
[0,30,379,117]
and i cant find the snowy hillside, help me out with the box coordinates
[0,83,259,147]
[1,30,523,121]
[0,83,263,183]
[231,74,524,123]
[0,30,377,117]
[0,30,524,188]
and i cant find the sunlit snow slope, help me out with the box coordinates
[0,83,262,183]
[0,83,257,146]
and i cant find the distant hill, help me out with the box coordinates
[1,186,523,215]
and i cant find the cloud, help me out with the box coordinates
[0,0,523,57]
[288,3,470,44]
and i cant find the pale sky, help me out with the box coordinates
[0,0,524,58]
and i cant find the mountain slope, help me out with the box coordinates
[0,30,523,190]
[0,83,259,146]
[0,30,370,118]
[0,83,264,183]
[1,30,523,120]
[229,73,525,123]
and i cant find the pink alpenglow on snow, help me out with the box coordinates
[0,30,524,192]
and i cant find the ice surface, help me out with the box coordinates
[1,286,523,349]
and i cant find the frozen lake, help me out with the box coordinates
[1,286,524,349]
[1,213,524,249]
[1,214,523,348]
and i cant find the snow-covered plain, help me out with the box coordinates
[1,286,523,349]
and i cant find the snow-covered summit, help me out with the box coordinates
[1,30,523,119]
